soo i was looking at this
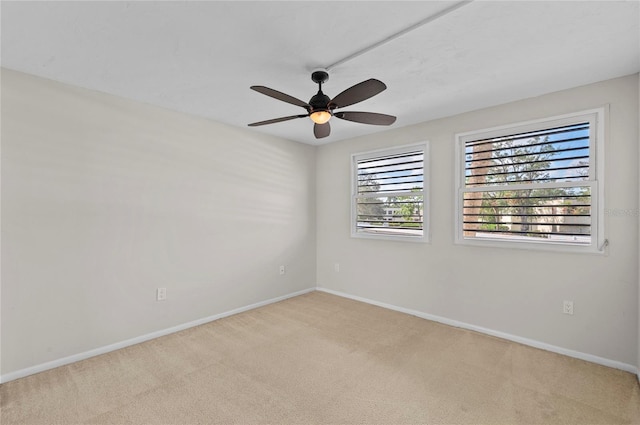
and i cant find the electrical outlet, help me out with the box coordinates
[157,287,167,301]
[563,300,574,315]
[334,263,340,272]
[279,265,285,275]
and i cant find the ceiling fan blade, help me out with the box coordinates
[329,79,387,109]
[248,114,307,127]
[314,122,330,139]
[334,111,396,126]
[250,86,310,109]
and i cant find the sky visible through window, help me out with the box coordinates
[357,152,424,193]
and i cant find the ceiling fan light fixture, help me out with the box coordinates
[310,110,331,124]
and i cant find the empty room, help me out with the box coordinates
[1,1,639,424]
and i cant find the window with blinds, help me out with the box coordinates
[456,109,604,251]
[352,144,428,241]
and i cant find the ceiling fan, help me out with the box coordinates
[248,69,396,139]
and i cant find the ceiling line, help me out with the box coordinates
[325,0,474,72]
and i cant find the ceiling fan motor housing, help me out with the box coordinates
[309,91,331,112]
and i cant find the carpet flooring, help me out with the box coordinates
[1,291,639,424]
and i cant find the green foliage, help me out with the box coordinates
[389,187,423,222]
[357,173,384,219]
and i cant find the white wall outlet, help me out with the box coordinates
[157,287,167,301]
[563,300,574,315]
[279,265,285,275]
[334,263,340,272]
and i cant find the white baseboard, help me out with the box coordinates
[317,287,638,375]
[3,286,636,383]
[0,287,315,384]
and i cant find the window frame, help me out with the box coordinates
[351,142,430,243]
[454,107,606,254]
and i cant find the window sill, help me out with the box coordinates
[455,237,606,255]
[352,231,430,244]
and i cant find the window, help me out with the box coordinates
[352,143,429,242]
[455,108,605,252]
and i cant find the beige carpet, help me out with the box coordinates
[1,291,639,424]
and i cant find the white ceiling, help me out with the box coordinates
[2,1,639,145]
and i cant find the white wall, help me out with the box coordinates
[317,74,639,368]
[2,69,638,378]
[1,69,317,376]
